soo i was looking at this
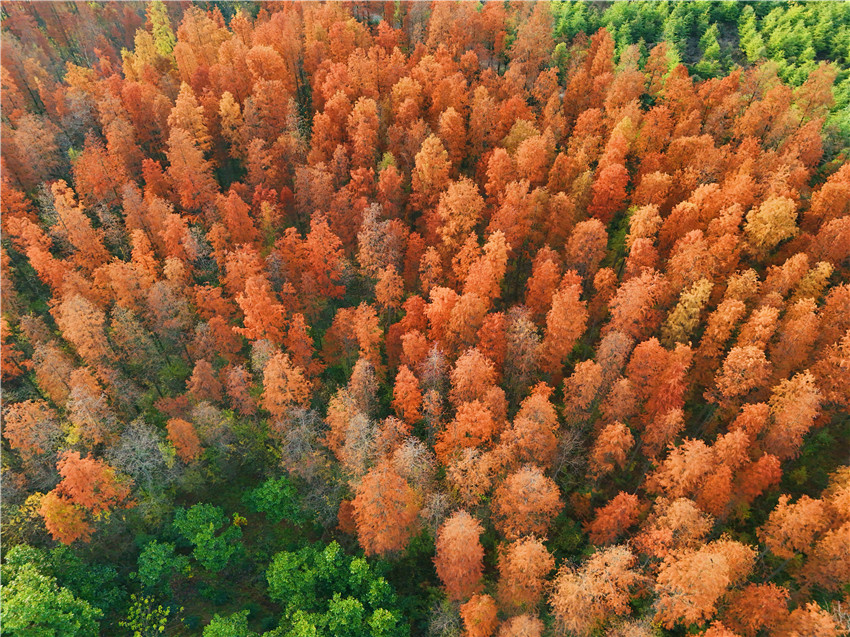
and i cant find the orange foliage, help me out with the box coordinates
[549,546,642,637]
[391,365,422,425]
[492,466,562,540]
[586,492,641,545]
[723,583,790,637]
[262,352,312,420]
[2,400,60,458]
[235,275,288,343]
[39,491,93,545]
[460,594,498,637]
[167,418,202,462]
[435,400,497,463]
[54,451,133,514]
[654,539,756,629]
[352,460,420,556]
[187,359,222,403]
[435,510,484,601]
[497,615,544,637]
[588,421,634,478]
[540,282,588,375]
[497,536,554,611]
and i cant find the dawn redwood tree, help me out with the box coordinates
[654,539,756,629]
[491,465,562,540]
[71,135,128,208]
[540,281,587,375]
[225,365,256,416]
[220,190,260,246]
[744,195,798,253]
[496,536,554,611]
[633,497,714,560]
[166,127,218,210]
[525,248,561,322]
[722,583,790,637]
[50,181,110,272]
[187,359,222,403]
[375,265,404,311]
[436,177,485,251]
[39,492,93,545]
[52,451,133,514]
[605,270,670,340]
[764,371,822,460]
[66,367,117,447]
[758,494,828,559]
[711,345,771,404]
[167,418,202,462]
[586,492,641,545]
[262,352,312,421]
[40,452,133,545]
[351,460,420,557]
[391,365,422,425]
[497,615,544,637]
[588,421,634,479]
[460,594,498,637]
[449,348,497,406]
[434,510,485,601]
[412,134,451,213]
[168,82,211,152]
[53,294,114,365]
[435,400,497,463]
[2,400,62,461]
[588,162,629,224]
[549,545,642,637]
[566,220,608,279]
[438,106,466,169]
[235,275,288,343]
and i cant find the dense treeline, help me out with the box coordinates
[1,2,849,636]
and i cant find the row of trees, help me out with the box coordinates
[2,1,849,635]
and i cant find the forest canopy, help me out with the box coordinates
[1,1,849,636]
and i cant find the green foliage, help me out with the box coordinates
[1,562,103,637]
[377,152,397,172]
[173,504,244,572]
[548,515,587,561]
[1,544,123,616]
[602,1,669,50]
[552,0,600,42]
[739,6,767,63]
[203,610,257,637]
[119,594,178,637]
[137,540,190,593]
[147,0,176,57]
[158,358,192,391]
[551,1,850,89]
[266,542,407,637]
[244,475,306,525]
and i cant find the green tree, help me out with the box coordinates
[203,610,258,637]
[147,0,176,57]
[173,504,244,573]
[695,23,722,77]
[1,563,102,636]
[553,1,601,41]
[244,476,306,525]
[2,545,123,617]
[119,594,177,637]
[739,6,767,62]
[137,541,190,593]
[266,542,405,637]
